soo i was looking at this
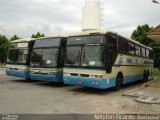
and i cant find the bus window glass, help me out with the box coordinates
[118,37,127,53]
[7,49,28,64]
[146,49,149,58]
[81,46,104,67]
[31,48,58,67]
[10,43,18,48]
[128,42,135,55]
[67,36,104,45]
[34,38,61,48]
[18,43,29,48]
[65,46,81,66]
[149,50,153,59]
[107,34,117,45]
[135,45,141,56]
[142,48,146,57]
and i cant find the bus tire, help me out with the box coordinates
[143,71,148,82]
[114,73,123,91]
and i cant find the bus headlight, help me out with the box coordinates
[47,72,56,75]
[91,81,98,85]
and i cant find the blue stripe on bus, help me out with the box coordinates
[126,59,133,63]
[144,61,154,64]
[123,74,143,84]
[63,74,144,89]
[63,76,116,89]
[30,71,63,82]
[6,70,30,78]
[118,58,153,65]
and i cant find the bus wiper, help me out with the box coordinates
[82,49,85,62]
[73,51,80,63]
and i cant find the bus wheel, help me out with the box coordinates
[114,73,123,91]
[143,71,148,82]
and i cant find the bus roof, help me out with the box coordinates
[11,38,36,43]
[35,35,67,41]
[69,29,153,50]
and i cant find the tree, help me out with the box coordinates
[131,24,160,67]
[31,32,45,38]
[0,35,10,63]
[10,35,20,41]
[131,24,154,46]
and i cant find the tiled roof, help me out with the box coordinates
[147,25,160,35]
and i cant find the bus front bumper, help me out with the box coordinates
[6,69,30,78]
[63,76,116,89]
[30,72,63,82]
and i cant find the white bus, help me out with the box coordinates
[63,30,154,90]
[6,38,36,80]
[29,36,67,82]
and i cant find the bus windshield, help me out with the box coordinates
[30,48,58,68]
[65,45,104,67]
[7,49,29,64]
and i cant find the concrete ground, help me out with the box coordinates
[0,70,160,114]
[123,79,160,104]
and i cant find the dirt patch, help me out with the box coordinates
[144,84,160,89]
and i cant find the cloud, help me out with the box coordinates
[0,0,159,38]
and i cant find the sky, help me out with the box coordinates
[0,0,160,39]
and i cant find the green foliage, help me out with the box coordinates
[10,35,20,41]
[153,68,160,78]
[31,32,45,38]
[131,24,160,67]
[0,35,10,63]
[131,24,154,46]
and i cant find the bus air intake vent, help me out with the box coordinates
[70,73,78,76]
[80,74,89,77]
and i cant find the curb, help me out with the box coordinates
[136,96,160,104]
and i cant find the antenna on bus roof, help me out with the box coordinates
[82,0,102,31]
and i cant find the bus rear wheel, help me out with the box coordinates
[114,73,123,91]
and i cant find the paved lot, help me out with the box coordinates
[0,70,159,114]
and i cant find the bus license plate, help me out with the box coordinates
[76,81,83,85]
[11,72,15,74]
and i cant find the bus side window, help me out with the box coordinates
[135,45,141,56]
[149,50,153,59]
[128,42,135,55]
[146,49,149,58]
[106,34,117,46]
[106,34,118,64]
[142,47,146,57]
[118,36,127,53]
